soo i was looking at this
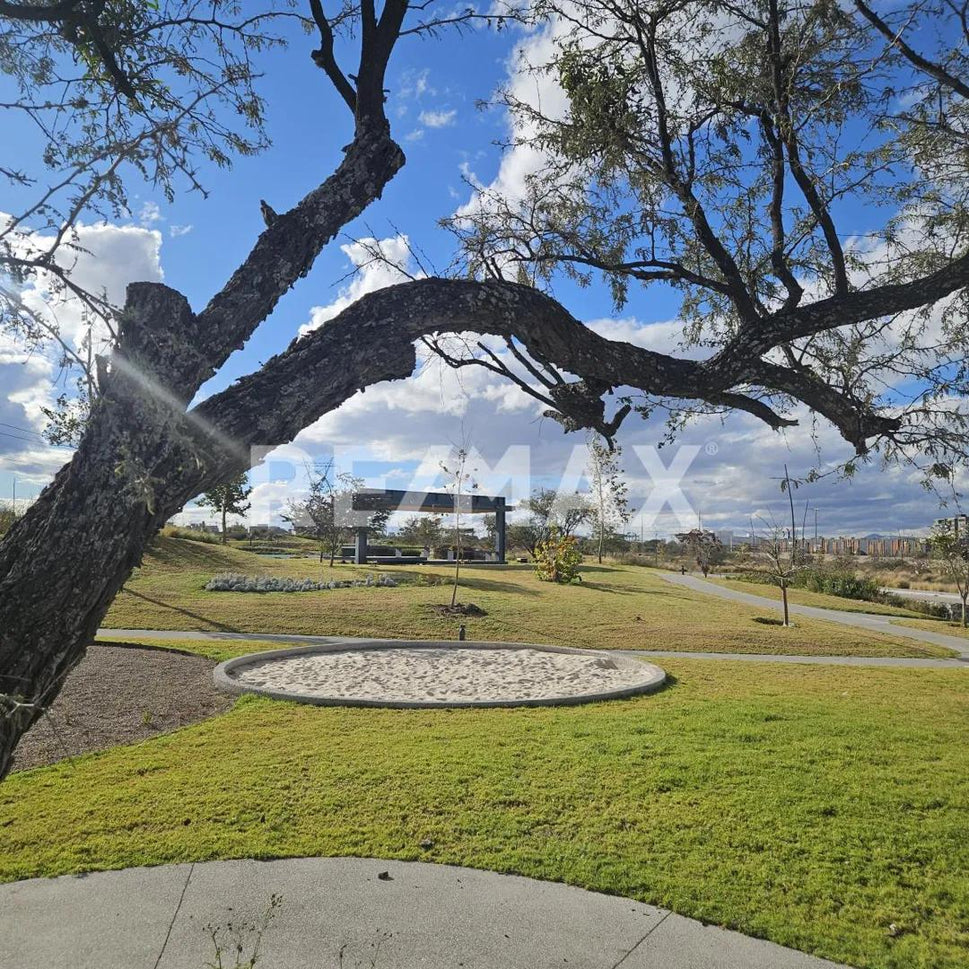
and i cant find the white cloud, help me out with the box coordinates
[0,216,165,485]
[169,224,193,238]
[298,235,418,337]
[418,109,457,128]
[138,201,163,226]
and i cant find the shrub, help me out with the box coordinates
[898,598,953,620]
[797,568,883,601]
[161,524,221,544]
[204,572,397,592]
[533,531,583,584]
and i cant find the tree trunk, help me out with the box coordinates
[781,582,790,626]
[0,319,232,777]
[451,536,461,609]
[221,499,228,544]
[0,115,409,778]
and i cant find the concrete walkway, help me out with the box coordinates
[0,857,850,969]
[98,627,969,669]
[658,572,969,658]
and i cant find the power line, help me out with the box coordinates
[0,429,71,450]
[0,421,45,439]
[0,429,41,445]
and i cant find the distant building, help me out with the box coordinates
[934,514,969,539]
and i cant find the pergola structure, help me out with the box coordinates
[350,489,509,565]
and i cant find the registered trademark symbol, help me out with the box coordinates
[704,441,719,456]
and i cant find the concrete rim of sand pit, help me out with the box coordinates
[212,639,667,709]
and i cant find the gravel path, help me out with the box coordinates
[13,643,234,772]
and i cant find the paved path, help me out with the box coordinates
[658,572,969,658]
[882,585,961,604]
[0,857,850,969]
[621,649,966,668]
[98,628,969,669]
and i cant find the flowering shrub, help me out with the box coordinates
[205,572,397,592]
[533,531,583,584]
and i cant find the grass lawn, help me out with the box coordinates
[893,618,969,639]
[3,655,969,969]
[708,576,929,618]
[101,539,951,658]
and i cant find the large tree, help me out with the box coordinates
[196,471,252,544]
[1,0,968,776]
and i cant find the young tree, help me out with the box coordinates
[440,447,477,609]
[284,462,388,565]
[929,522,969,628]
[749,467,810,625]
[675,529,724,578]
[757,521,798,627]
[196,473,252,545]
[2,2,969,775]
[586,438,632,564]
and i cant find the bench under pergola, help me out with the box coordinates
[350,489,509,565]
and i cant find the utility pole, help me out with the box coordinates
[11,476,15,515]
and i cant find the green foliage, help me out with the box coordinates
[196,471,252,543]
[741,566,891,604]
[533,529,583,584]
[0,506,18,538]
[159,524,221,544]
[797,568,884,602]
[675,529,724,577]
[398,515,445,546]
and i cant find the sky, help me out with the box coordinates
[0,5,952,539]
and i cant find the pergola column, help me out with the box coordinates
[354,526,368,565]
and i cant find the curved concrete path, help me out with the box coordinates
[98,628,969,668]
[0,857,850,969]
[658,572,969,658]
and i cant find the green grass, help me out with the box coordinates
[101,538,951,658]
[709,576,929,618]
[892,618,969,639]
[4,659,969,969]
[94,636,279,663]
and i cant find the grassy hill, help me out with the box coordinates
[103,537,952,657]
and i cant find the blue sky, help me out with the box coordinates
[0,7,953,538]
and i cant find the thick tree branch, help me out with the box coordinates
[0,0,84,22]
[191,278,897,460]
[712,249,969,374]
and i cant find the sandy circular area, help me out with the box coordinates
[215,641,666,708]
